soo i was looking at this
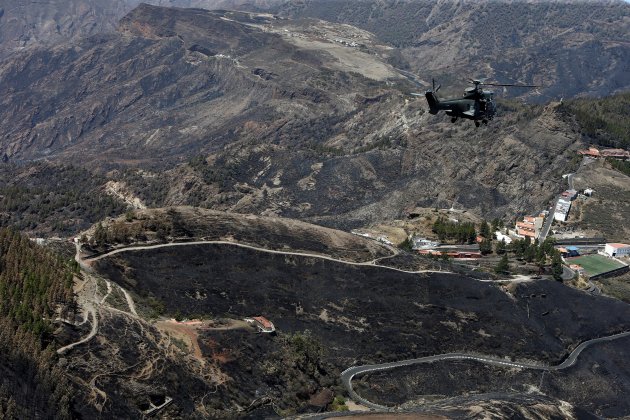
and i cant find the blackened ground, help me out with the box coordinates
[92,243,630,415]
[94,244,630,366]
[355,336,630,417]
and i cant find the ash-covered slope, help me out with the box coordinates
[91,240,630,417]
[0,0,132,59]
[0,4,584,226]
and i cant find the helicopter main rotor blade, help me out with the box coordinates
[481,83,541,88]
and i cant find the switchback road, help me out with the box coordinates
[341,331,630,409]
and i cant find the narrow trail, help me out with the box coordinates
[57,303,98,355]
[100,281,112,305]
[84,239,543,284]
[118,284,138,316]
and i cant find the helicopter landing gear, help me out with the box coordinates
[451,117,457,123]
[474,121,480,127]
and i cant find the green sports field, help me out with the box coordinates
[568,254,627,277]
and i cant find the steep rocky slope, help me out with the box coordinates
[0,5,587,229]
[0,0,275,59]
[274,0,630,101]
[4,0,628,101]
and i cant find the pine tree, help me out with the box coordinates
[480,219,491,238]
[495,253,510,274]
[480,239,493,255]
[552,251,563,281]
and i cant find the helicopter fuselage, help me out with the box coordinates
[419,78,538,126]
[425,89,496,124]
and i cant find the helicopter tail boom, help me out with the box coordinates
[425,91,440,115]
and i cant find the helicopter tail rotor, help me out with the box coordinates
[430,78,441,93]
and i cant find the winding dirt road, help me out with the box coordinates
[86,240,448,275]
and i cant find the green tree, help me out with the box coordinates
[93,222,107,245]
[480,238,493,255]
[495,239,507,255]
[495,253,510,275]
[479,219,491,238]
[398,237,413,251]
[552,251,563,281]
[524,244,536,262]
[491,218,501,235]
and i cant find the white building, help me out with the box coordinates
[604,243,630,258]
[554,198,571,222]
[412,237,440,249]
[495,231,513,244]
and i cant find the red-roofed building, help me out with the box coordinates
[516,215,544,239]
[578,147,629,160]
[578,147,600,158]
[247,316,276,333]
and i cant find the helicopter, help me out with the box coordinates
[413,79,539,127]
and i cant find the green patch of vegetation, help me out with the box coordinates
[566,92,630,148]
[0,228,75,418]
[598,274,630,304]
[307,142,344,157]
[330,396,349,411]
[188,155,232,186]
[610,160,630,177]
[120,169,170,207]
[353,137,393,154]
[497,99,544,123]
[397,237,413,251]
[105,285,128,311]
[0,163,127,235]
[144,296,166,319]
[171,336,189,353]
[432,216,476,244]
[495,253,510,275]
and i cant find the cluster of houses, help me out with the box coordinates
[412,237,482,258]
[516,214,544,238]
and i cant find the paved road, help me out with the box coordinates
[538,197,558,242]
[561,263,600,295]
[567,172,575,190]
[341,331,630,409]
[561,265,575,281]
